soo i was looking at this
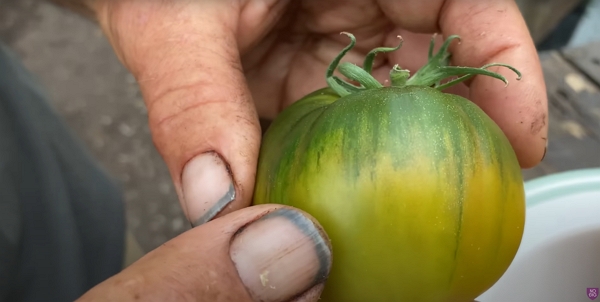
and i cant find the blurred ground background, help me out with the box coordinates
[0,0,597,252]
[0,0,187,252]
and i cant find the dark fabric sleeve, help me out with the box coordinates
[0,128,22,301]
[0,42,125,302]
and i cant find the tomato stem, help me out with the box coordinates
[325,32,522,97]
[325,32,399,96]
[338,62,383,89]
[433,63,523,90]
[428,34,437,60]
[325,32,364,96]
[363,35,404,74]
[390,64,410,87]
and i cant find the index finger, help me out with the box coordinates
[380,0,548,168]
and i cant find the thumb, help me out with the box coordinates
[76,205,333,302]
[95,1,261,226]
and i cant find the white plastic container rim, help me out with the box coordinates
[477,168,600,302]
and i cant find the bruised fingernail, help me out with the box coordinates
[230,208,332,302]
[181,152,235,227]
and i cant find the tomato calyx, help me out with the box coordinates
[325,32,523,97]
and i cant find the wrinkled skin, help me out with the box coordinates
[75,0,548,300]
[95,0,547,217]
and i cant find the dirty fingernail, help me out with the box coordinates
[230,208,332,302]
[181,151,235,226]
[541,138,548,161]
[541,146,547,161]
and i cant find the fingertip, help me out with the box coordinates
[288,283,326,302]
[229,206,332,302]
[438,1,549,169]
[97,0,264,228]
[515,134,548,169]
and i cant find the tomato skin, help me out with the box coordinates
[253,85,525,302]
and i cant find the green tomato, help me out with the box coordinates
[253,33,525,302]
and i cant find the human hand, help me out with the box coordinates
[76,205,332,302]
[90,0,547,226]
